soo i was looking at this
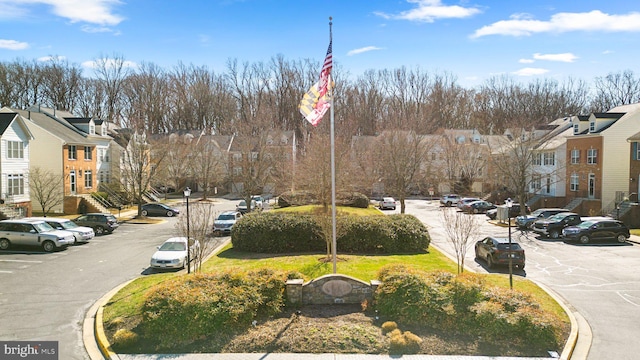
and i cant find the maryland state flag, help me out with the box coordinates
[299,41,333,126]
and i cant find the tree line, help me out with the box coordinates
[1,54,640,139]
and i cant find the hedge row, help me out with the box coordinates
[140,269,298,350]
[374,265,565,351]
[231,213,430,254]
[277,191,370,208]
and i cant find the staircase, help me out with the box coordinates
[564,198,584,212]
[607,201,634,219]
[0,204,23,219]
[77,194,110,213]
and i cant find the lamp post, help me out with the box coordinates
[184,187,191,274]
[505,198,513,290]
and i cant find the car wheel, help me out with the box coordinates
[0,238,10,250]
[42,240,56,252]
[446,201,452,207]
[486,255,495,269]
[549,230,560,239]
[473,208,479,214]
[166,211,174,217]
[141,210,148,216]
[95,226,105,235]
[616,234,627,243]
[579,235,590,244]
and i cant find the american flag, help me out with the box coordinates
[317,40,332,99]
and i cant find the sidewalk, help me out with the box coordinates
[83,207,591,360]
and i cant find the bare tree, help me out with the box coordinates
[175,201,217,273]
[40,57,83,111]
[191,134,224,200]
[441,208,481,274]
[28,167,64,216]
[375,130,430,213]
[92,54,131,126]
[591,70,640,112]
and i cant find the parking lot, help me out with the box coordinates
[399,199,640,360]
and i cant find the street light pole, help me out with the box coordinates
[184,187,191,274]
[506,198,513,290]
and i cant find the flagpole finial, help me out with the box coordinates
[329,16,332,24]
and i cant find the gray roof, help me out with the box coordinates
[15,109,92,145]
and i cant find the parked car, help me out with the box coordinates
[0,219,75,252]
[463,200,496,214]
[213,211,242,236]
[150,237,199,270]
[486,203,531,220]
[251,196,265,210]
[562,218,630,244]
[73,213,119,235]
[440,194,461,207]
[236,199,258,214]
[516,208,569,230]
[456,197,481,210]
[474,236,525,269]
[28,217,94,244]
[141,203,180,217]
[379,197,397,210]
[531,212,582,239]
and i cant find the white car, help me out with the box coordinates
[28,217,95,244]
[251,196,265,210]
[379,197,397,210]
[150,237,199,270]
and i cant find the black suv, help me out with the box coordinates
[516,208,569,230]
[73,213,119,235]
[531,212,581,239]
[486,203,530,220]
[474,236,525,269]
[562,218,630,244]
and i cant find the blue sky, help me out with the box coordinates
[1,0,640,87]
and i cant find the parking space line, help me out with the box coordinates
[0,270,13,273]
[0,259,43,263]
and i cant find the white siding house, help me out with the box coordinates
[0,111,34,215]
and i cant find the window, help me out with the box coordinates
[233,167,242,176]
[546,175,551,194]
[68,145,77,160]
[7,174,24,195]
[431,152,437,161]
[543,152,555,166]
[84,170,93,188]
[637,143,640,161]
[570,173,579,191]
[89,123,95,135]
[589,122,595,132]
[6,141,24,159]
[587,148,598,164]
[531,175,541,191]
[573,124,579,134]
[532,153,542,165]
[233,153,241,161]
[84,146,92,160]
[571,149,580,164]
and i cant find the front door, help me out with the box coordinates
[588,173,595,199]
[70,170,76,194]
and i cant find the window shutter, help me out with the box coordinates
[634,142,638,161]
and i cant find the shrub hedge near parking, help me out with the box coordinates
[277,191,369,208]
[141,268,298,350]
[232,213,430,254]
[374,265,564,351]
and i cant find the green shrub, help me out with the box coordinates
[232,212,325,253]
[141,269,290,349]
[277,190,316,207]
[337,215,430,254]
[337,192,370,208]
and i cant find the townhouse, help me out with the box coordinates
[0,111,34,217]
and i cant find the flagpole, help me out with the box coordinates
[328,17,337,274]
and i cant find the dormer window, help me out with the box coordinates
[573,124,579,134]
[89,123,95,135]
[101,126,107,136]
[589,122,595,132]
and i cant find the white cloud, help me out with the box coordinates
[471,10,640,38]
[375,0,481,23]
[81,25,116,33]
[0,39,29,50]
[347,46,383,56]
[519,58,534,64]
[512,67,550,76]
[602,50,614,55]
[1,0,124,25]
[533,52,578,62]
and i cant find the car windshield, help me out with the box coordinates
[59,220,78,229]
[218,214,236,221]
[107,215,117,222]
[547,214,566,221]
[529,209,544,217]
[497,243,522,250]
[33,222,54,232]
[158,242,186,251]
[238,200,246,206]
[576,221,595,229]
